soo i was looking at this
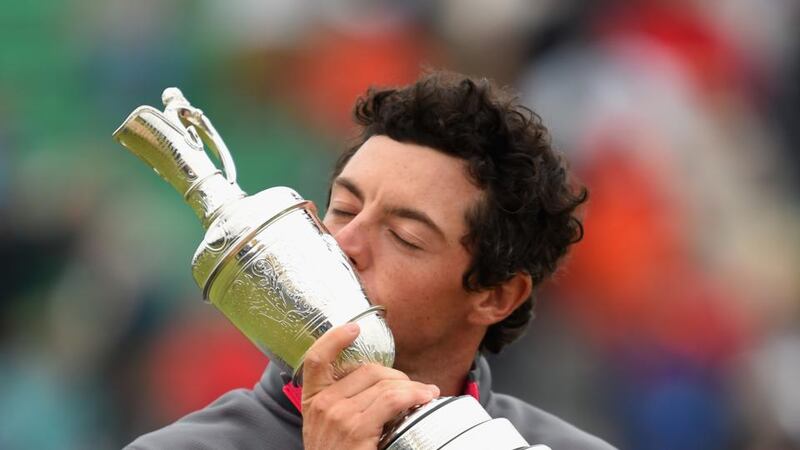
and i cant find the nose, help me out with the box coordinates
[330,216,371,272]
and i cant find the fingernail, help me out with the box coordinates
[344,322,360,334]
[428,385,440,397]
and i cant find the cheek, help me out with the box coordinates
[376,252,470,319]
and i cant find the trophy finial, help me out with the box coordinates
[162,86,186,106]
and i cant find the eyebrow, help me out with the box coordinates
[332,177,364,202]
[386,206,446,240]
[332,176,446,240]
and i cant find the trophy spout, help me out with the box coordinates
[113,90,245,228]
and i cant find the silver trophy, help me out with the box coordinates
[113,88,550,450]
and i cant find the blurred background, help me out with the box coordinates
[1,1,798,449]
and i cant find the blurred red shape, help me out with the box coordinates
[144,313,269,422]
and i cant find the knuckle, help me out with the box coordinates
[304,350,322,369]
[413,381,433,391]
[383,389,407,408]
[327,403,348,425]
[309,395,332,414]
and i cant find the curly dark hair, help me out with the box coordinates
[329,71,587,354]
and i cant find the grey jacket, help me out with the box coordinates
[127,356,616,449]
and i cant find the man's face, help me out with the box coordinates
[323,135,486,367]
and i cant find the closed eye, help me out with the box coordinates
[329,208,356,218]
[389,230,422,250]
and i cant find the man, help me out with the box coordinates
[127,72,615,449]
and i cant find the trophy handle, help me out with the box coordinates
[162,87,238,185]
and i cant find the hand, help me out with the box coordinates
[301,323,440,450]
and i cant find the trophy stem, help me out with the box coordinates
[184,171,246,228]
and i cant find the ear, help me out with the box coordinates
[467,272,533,326]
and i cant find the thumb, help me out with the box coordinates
[301,322,360,397]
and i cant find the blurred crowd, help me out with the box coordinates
[1,1,798,449]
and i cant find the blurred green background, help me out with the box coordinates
[1,1,799,449]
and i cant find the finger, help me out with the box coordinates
[302,322,361,396]
[355,384,439,431]
[348,379,439,413]
[322,364,409,400]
